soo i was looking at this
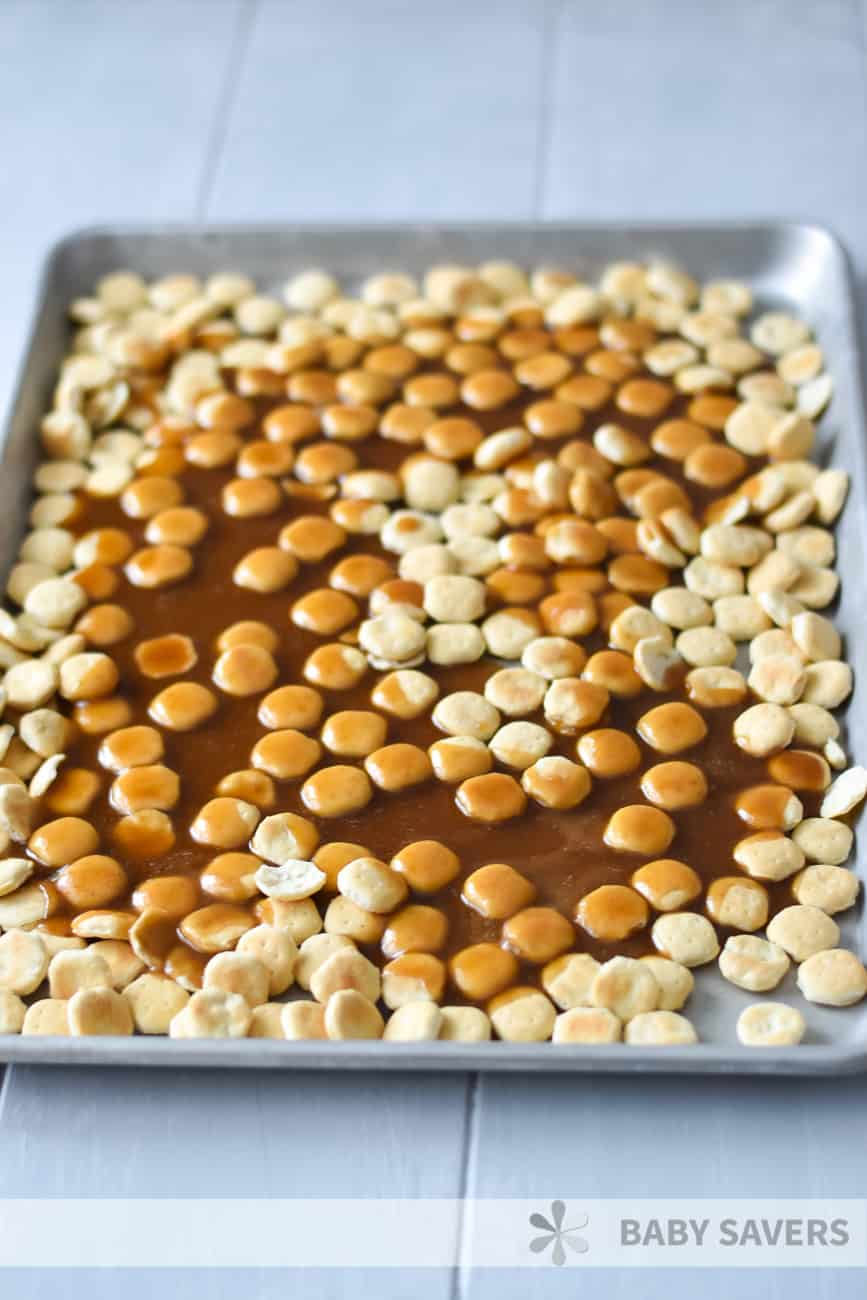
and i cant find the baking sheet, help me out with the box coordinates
[1,221,865,1074]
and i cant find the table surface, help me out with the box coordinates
[1,2,867,1297]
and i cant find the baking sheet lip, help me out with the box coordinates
[2,218,864,1077]
[0,1035,864,1076]
[39,215,853,257]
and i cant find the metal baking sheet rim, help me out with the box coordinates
[1,219,865,1076]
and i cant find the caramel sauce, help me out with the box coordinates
[26,334,826,998]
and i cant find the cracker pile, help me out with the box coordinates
[0,257,863,1048]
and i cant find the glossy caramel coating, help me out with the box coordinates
[11,259,844,1030]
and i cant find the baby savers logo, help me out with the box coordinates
[528,1202,590,1266]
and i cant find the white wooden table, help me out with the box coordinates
[1,3,866,1296]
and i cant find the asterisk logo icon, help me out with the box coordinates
[528,1201,589,1266]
